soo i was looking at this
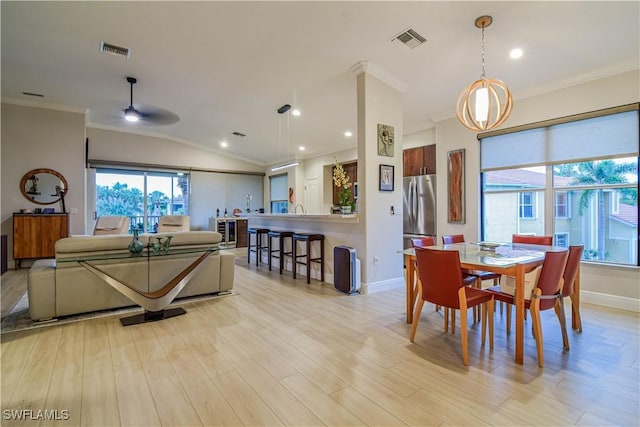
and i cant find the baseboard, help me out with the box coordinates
[581,290,640,313]
[361,277,405,294]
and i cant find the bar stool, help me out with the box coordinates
[247,228,270,266]
[292,233,325,284]
[267,230,294,273]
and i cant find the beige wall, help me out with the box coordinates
[1,104,87,266]
[434,70,640,309]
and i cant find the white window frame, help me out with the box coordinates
[519,192,536,219]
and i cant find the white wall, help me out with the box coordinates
[403,128,435,150]
[356,72,404,290]
[434,70,640,305]
[1,104,86,266]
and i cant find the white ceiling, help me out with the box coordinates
[2,1,638,167]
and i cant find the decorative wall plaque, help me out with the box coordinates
[377,124,394,157]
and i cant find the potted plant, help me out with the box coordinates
[333,157,354,214]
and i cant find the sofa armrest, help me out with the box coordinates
[219,252,235,292]
[28,259,56,321]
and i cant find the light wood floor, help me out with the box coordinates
[1,258,639,426]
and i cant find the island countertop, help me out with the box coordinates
[247,213,358,223]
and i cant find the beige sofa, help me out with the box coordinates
[28,231,234,321]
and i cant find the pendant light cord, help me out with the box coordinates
[480,25,486,79]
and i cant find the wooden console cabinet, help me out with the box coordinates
[13,213,69,268]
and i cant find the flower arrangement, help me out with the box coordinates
[332,157,352,207]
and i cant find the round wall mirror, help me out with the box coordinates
[20,168,68,205]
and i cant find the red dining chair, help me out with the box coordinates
[442,234,501,320]
[512,234,553,245]
[411,236,449,327]
[411,247,494,366]
[560,245,584,332]
[487,250,569,367]
[411,237,436,248]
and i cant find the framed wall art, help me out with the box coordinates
[447,149,465,224]
[377,124,394,157]
[379,164,394,191]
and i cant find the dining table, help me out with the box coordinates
[402,242,579,365]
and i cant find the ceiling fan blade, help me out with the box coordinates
[137,105,180,125]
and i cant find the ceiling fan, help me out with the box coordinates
[123,76,179,125]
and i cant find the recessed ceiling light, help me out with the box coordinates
[298,146,306,151]
[510,48,523,59]
[220,141,228,148]
[344,131,353,137]
[292,109,301,116]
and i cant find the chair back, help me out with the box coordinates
[561,245,584,297]
[442,234,465,244]
[512,234,553,245]
[157,215,190,232]
[414,247,465,309]
[411,236,436,248]
[535,250,569,310]
[93,216,130,235]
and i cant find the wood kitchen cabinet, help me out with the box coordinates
[13,213,69,268]
[403,144,436,176]
[236,218,248,248]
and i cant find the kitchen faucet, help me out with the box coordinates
[294,204,305,214]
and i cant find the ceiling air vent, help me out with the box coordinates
[99,41,131,59]
[392,28,427,49]
[232,131,246,137]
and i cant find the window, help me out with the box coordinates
[482,167,545,242]
[269,173,288,213]
[554,232,569,247]
[555,191,571,218]
[96,169,189,233]
[480,106,639,266]
[519,192,536,219]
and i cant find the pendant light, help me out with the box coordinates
[456,15,513,132]
[271,104,300,171]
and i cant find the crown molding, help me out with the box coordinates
[349,60,408,93]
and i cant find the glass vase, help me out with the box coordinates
[128,229,144,255]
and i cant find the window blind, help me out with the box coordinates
[270,174,288,201]
[481,108,639,171]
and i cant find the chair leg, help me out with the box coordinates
[481,300,494,347]
[451,308,456,335]
[555,298,570,351]
[530,298,544,367]
[458,297,469,366]
[506,304,512,335]
[481,303,487,345]
[488,299,494,349]
[410,299,425,342]
[570,293,583,332]
[444,307,449,333]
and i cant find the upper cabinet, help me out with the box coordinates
[403,144,436,177]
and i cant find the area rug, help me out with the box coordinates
[1,291,236,334]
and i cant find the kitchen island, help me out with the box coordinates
[247,213,362,286]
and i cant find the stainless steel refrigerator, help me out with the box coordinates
[403,174,437,248]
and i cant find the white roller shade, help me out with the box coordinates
[270,174,288,200]
[481,109,639,171]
